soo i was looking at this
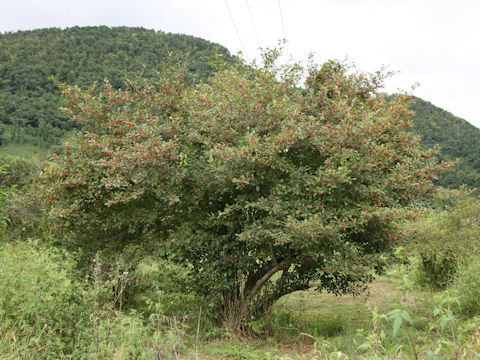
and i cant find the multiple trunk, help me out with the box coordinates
[219,257,313,332]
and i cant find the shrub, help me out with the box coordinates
[46,52,446,327]
[453,259,480,317]
[84,245,200,319]
[76,251,187,359]
[0,239,84,356]
[3,177,52,241]
[0,156,40,188]
[410,188,480,289]
[0,158,54,242]
[125,255,200,318]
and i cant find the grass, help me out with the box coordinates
[189,340,293,359]
[272,278,402,335]
[0,143,50,162]
[185,269,477,359]
[186,275,423,359]
[269,277,407,358]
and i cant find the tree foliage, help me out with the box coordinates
[46,54,447,327]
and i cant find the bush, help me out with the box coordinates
[75,251,187,359]
[3,178,52,241]
[453,259,480,317]
[0,158,54,242]
[419,251,457,289]
[0,156,40,188]
[47,53,445,327]
[0,240,189,359]
[410,188,480,289]
[0,240,84,357]
[83,245,200,319]
[125,255,200,318]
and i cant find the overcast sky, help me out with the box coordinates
[1,0,479,128]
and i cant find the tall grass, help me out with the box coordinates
[0,240,188,359]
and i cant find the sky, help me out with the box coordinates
[1,0,480,128]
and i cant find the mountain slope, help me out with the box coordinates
[410,97,480,188]
[0,26,234,147]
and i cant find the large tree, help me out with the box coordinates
[46,54,448,329]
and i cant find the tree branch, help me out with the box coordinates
[247,259,288,300]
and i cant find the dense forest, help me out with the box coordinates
[409,97,480,188]
[0,26,234,149]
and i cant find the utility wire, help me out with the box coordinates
[224,0,249,61]
[277,0,290,59]
[245,0,261,49]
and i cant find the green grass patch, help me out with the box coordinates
[0,143,49,162]
[272,278,402,338]
[191,340,288,359]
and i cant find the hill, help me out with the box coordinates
[0,26,234,148]
[410,97,480,188]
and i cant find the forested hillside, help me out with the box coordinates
[1,26,479,188]
[410,97,480,188]
[0,26,234,148]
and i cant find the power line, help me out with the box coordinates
[277,0,290,59]
[245,0,261,49]
[224,0,249,61]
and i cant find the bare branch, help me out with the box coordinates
[247,259,288,300]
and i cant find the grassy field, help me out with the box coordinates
[185,272,452,360]
[183,261,480,359]
[0,143,50,162]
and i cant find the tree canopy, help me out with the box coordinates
[46,54,447,327]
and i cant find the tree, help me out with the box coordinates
[46,53,449,329]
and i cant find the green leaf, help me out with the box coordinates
[438,339,457,348]
[392,316,403,337]
[389,344,403,356]
[440,317,449,333]
[401,310,412,323]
